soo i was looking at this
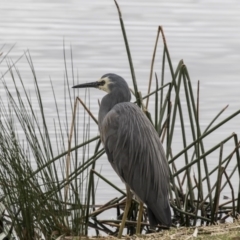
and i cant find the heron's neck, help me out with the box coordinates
[98,90,130,126]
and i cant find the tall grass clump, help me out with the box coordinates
[0,49,103,239]
[0,0,240,239]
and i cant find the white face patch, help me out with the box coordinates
[98,76,111,93]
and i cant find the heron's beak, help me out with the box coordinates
[72,81,101,89]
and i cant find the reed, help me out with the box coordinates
[0,49,103,238]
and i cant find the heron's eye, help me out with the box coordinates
[99,80,105,86]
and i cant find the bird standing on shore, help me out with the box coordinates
[73,73,171,237]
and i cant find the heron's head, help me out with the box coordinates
[72,73,130,97]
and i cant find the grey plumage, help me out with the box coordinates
[73,73,171,227]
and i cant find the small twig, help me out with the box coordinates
[64,97,79,204]
[223,169,235,217]
[77,97,98,124]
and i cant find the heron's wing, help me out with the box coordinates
[100,102,171,226]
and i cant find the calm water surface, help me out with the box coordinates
[1,0,240,226]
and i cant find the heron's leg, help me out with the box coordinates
[118,185,132,238]
[136,201,143,234]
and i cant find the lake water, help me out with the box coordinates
[1,0,240,231]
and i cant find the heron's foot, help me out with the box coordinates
[145,226,157,234]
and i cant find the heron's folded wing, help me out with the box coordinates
[101,102,169,201]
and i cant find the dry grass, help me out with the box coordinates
[58,221,240,240]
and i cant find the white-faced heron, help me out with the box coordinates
[73,73,171,237]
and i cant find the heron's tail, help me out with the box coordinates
[147,203,171,227]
